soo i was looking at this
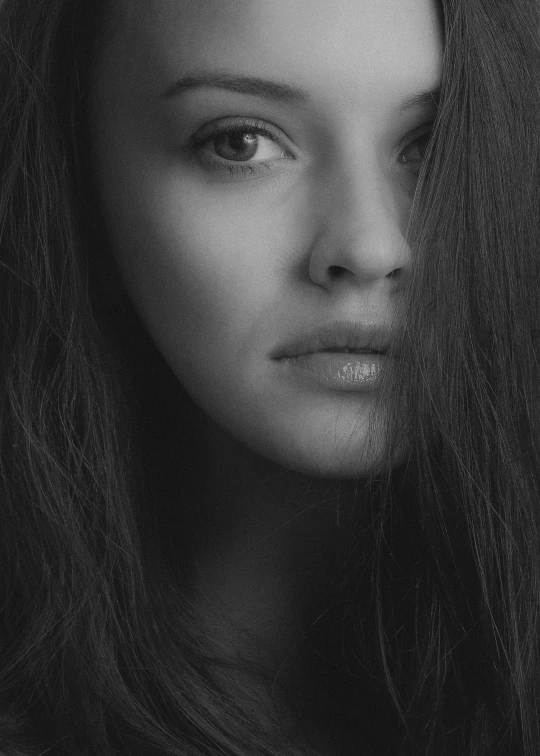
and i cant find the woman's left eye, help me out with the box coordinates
[192,119,294,178]
[398,129,433,176]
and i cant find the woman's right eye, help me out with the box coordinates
[202,129,289,163]
[191,118,295,179]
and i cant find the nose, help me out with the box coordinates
[308,166,411,290]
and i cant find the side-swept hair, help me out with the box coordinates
[367,0,540,752]
[0,1,322,754]
[0,0,540,754]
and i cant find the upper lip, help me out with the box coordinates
[272,320,394,359]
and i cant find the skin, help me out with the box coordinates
[89,0,442,749]
[90,0,442,480]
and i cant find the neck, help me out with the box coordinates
[190,421,366,675]
[186,423,402,753]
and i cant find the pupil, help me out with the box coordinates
[215,131,258,161]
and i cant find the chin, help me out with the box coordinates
[269,448,390,480]
[244,425,397,480]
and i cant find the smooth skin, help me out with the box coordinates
[90,1,442,750]
[90,0,441,479]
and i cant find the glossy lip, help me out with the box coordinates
[271,320,393,360]
[271,320,395,392]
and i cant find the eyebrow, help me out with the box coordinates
[162,70,440,113]
[162,71,309,104]
[399,88,440,113]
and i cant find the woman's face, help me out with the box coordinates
[90,0,441,477]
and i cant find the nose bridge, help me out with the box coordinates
[309,158,410,286]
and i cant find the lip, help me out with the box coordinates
[272,320,394,392]
[272,320,393,359]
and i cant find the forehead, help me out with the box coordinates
[111,0,442,108]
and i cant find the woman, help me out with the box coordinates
[0,0,539,753]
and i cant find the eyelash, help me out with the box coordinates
[398,125,434,175]
[191,118,294,178]
[191,117,433,179]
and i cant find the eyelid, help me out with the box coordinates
[190,116,296,157]
[396,120,435,158]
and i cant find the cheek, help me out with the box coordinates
[104,172,296,380]
[97,165,393,477]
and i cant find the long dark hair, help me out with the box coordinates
[371,0,540,752]
[1,0,539,754]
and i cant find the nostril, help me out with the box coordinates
[328,265,347,279]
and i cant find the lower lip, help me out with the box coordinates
[277,352,386,392]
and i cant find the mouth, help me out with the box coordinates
[272,321,393,392]
[273,320,392,360]
[311,346,385,355]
